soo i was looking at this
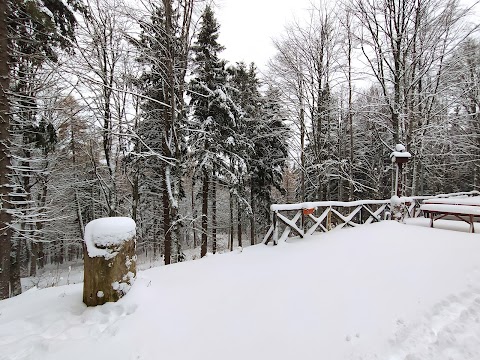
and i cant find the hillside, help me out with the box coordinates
[1,221,480,360]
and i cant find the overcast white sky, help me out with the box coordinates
[215,0,314,71]
[214,0,479,74]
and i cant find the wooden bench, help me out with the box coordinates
[420,198,480,233]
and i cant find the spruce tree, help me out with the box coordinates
[189,5,239,257]
[227,62,259,245]
[134,2,190,264]
[252,87,289,233]
[227,63,289,245]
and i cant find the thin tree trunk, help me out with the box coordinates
[9,239,22,296]
[229,192,234,251]
[250,180,255,246]
[347,12,354,201]
[201,172,208,258]
[30,242,38,277]
[163,170,171,264]
[0,0,12,299]
[38,243,45,269]
[59,239,65,265]
[300,97,305,202]
[237,202,242,248]
[212,179,217,254]
[132,169,139,223]
[191,179,197,248]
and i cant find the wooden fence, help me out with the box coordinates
[262,191,480,245]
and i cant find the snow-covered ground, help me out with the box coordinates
[2,220,480,360]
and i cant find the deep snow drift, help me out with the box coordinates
[1,221,480,360]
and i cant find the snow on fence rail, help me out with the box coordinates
[263,191,480,245]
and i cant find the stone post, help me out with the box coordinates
[83,217,136,307]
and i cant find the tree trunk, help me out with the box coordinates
[347,11,354,201]
[0,0,12,299]
[300,98,305,202]
[30,242,38,277]
[201,171,208,258]
[9,239,22,296]
[59,239,65,265]
[229,192,234,251]
[163,170,171,265]
[250,181,255,246]
[237,202,242,248]
[212,180,217,254]
[191,181,197,248]
[38,243,45,269]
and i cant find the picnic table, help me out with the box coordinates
[420,197,480,233]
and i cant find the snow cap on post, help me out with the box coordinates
[390,143,412,164]
[84,217,136,260]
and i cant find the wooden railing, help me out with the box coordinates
[262,191,480,245]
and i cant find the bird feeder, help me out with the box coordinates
[390,144,412,197]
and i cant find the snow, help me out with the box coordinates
[421,203,480,215]
[390,144,412,160]
[226,136,235,145]
[204,116,213,126]
[424,197,480,206]
[391,195,402,206]
[2,221,480,359]
[390,150,412,159]
[38,5,54,21]
[84,217,136,260]
[271,199,390,211]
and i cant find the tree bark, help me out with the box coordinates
[191,180,197,248]
[250,180,255,246]
[346,10,354,201]
[162,161,171,265]
[9,239,21,296]
[212,179,216,254]
[237,202,242,248]
[201,171,208,258]
[0,0,12,299]
[229,191,233,251]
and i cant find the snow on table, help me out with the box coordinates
[420,203,480,215]
[423,196,480,206]
[2,221,480,360]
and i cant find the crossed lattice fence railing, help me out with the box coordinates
[262,191,480,245]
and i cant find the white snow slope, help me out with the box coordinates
[2,221,480,360]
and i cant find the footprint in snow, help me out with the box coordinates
[385,289,480,360]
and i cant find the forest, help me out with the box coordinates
[0,0,479,299]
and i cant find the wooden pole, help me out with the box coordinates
[273,211,278,245]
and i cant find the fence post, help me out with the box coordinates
[327,207,332,230]
[273,211,278,245]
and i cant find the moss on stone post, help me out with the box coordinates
[83,217,136,307]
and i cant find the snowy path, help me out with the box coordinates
[386,284,480,360]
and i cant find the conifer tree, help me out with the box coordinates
[134,0,192,264]
[251,87,289,236]
[227,63,289,245]
[189,5,240,257]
